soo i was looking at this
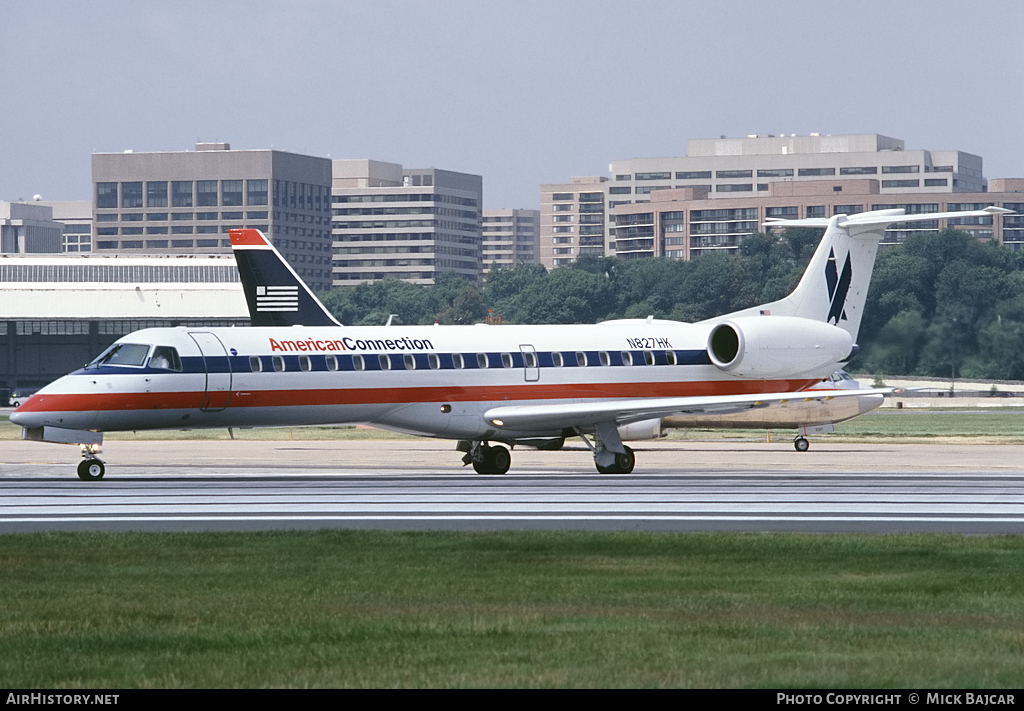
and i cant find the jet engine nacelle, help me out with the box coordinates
[707,316,854,380]
[617,418,666,441]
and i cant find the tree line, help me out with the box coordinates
[318,228,1024,380]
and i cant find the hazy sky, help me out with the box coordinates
[2,0,1021,209]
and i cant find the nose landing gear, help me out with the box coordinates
[459,441,512,475]
[78,444,105,481]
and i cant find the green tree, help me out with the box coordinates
[484,263,548,302]
[608,257,688,320]
[855,309,927,374]
[670,252,762,322]
[432,273,488,324]
[501,267,614,324]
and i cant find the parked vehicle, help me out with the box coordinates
[8,389,39,408]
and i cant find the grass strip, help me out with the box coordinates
[675,408,1024,445]
[1,530,1024,688]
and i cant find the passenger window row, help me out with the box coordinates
[247,350,684,373]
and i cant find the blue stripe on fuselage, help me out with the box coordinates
[69,349,713,378]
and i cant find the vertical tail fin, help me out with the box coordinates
[758,213,883,341]
[714,206,1011,342]
[228,229,341,327]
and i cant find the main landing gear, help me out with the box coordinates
[459,441,512,475]
[576,422,636,474]
[596,446,635,474]
[458,421,638,475]
[77,444,105,481]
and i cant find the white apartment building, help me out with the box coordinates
[331,160,483,286]
[482,208,539,270]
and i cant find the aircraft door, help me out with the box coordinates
[520,344,539,382]
[188,332,232,411]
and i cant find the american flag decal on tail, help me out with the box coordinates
[230,229,341,326]
[255,285,299,312]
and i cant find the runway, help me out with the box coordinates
[3,439,1024,533]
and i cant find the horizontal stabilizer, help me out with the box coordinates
[764,205,1013,229]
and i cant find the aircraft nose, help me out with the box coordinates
[8,408,38,428]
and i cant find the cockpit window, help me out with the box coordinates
[149,346,182,371]
[87,343,151,368]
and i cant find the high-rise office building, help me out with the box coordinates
[331,160,483,286]
[92,143,334,291]
[482,208,540,270]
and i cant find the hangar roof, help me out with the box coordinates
[0,254,247,319]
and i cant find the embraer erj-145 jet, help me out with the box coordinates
[12,206,1010,480]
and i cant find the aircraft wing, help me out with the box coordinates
[484,388,894,433]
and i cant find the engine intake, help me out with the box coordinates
[707,316,853,379]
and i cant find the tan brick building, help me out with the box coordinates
[610,178,1024,260]
[539,176,608,267]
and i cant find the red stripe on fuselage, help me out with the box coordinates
[17,379,820,413]
[18,390,204,413]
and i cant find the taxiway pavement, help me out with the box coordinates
[2,439,1024,534]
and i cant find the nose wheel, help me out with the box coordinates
[77,443,105,480]
[460,441,512,475]
[794,437,810,452]
[77,458,106,481]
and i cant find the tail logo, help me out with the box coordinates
[824,248,851,324]
[255,285,299,312]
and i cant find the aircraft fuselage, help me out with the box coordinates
[13,322,824,442]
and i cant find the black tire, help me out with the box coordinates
[473,445,511,475]
[794,437,810,452]
[77,459,105,481]
[615,446,635,474]
[596,446,635,474]
[490,446,511,475]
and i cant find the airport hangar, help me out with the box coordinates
[0,254,248,404]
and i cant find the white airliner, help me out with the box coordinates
[11,206,1009,480]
